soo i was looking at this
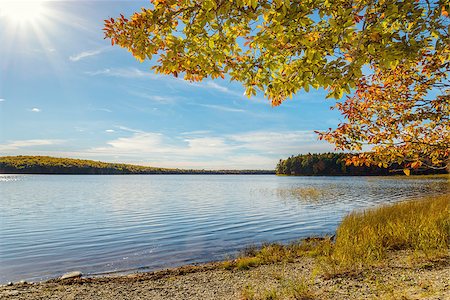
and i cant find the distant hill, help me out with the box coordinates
[0,156,275,175]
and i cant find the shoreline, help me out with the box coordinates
[1,250,448,299]
[2,190,448,299]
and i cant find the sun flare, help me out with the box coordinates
[0,1,46,23]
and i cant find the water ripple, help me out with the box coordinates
[0,175,447,283]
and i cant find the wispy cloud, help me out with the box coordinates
[0,129,333,169]
[0,139,64,151]
[30,47,57,54]
[180,130,212,136]
[192,103,246,113]
[191,81,269,104]
[0,98,5,102]
[201,81,233,93]
[115,125,145,134]
[229,131,335,157]
[129,91,176,103]
[30,108,41,112]
[82,129,333,169]
[189,80,239,96]
[84,68,267,104]
[95,108,112,113]
[69,47,107,61]
[90,132,231,159]
[85,67,156,79]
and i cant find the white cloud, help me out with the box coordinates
[201,81,233,93]
[95,108,112,113]
[82,129,333,169]
[0,127,334,169]
[69,48,107,61]
[30,108,41,112]
[85,67,156,78]
[129,91,175,103]
[229,131,320,153]
[91,133,167,155]
[180,130,212,136]
[84,68,260,99]
[0,98,5,102]
[115,125,145,133]
[0,139,64,151]
[147,154,276,170]
[90,133,230,157]
[189,80,241,96]
[0,129,334,169]
[192,103,246,113]
[83,69,267,105]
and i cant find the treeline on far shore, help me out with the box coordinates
[0,156,275,175]
[276,153,448,176]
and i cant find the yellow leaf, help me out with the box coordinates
[403,169,410,176]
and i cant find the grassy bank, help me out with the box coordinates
[331,193,449,268]
[232,193,449,299]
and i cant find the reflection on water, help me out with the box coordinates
[0,175,25,182]
[0,174,447,283]
[269,177,448,207]
[276,187,331,202]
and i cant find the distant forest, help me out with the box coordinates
[0,156,274,175]
[276,153,448,176]
[1,155,446,176]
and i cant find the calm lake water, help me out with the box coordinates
[0,174,448,283]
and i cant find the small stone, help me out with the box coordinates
[60,271,82,280]
[6,282,13,286]
[19,280,27,284]
[7,291,19,296]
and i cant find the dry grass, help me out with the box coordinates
[282,276,316,300]
[233,195,449,273]
[241,275,317,300]
[329,193,449,272]
[223,238,333,271]
[238,193,449,297]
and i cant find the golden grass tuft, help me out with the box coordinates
[230,194,449,276]
[223,238,333,271]
[239,193,449,297]
[330,193,449,271]
[241,276,316,300]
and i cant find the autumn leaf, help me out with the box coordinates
[104,0,449,171]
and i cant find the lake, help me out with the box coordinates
[0,174,448,283]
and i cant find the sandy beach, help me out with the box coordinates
[2,251,448,300]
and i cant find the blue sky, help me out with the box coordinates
[0,1,341,169]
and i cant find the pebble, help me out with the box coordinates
[60,271,82,280]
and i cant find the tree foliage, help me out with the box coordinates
[318,53,449,171]
[276,152,447,176]
[104,0,449,170]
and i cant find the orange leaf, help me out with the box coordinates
[411,161,421,169]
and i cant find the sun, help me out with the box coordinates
[0,1,47,23]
